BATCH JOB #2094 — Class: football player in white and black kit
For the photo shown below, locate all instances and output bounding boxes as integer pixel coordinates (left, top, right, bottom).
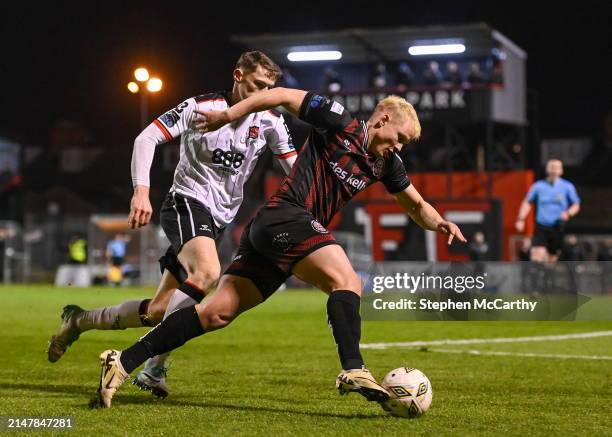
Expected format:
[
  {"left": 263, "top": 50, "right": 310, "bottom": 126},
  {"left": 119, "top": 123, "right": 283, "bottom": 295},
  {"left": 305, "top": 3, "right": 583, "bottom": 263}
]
[{"left": 47, "top": 51, "right": 297, "bottom": 397}]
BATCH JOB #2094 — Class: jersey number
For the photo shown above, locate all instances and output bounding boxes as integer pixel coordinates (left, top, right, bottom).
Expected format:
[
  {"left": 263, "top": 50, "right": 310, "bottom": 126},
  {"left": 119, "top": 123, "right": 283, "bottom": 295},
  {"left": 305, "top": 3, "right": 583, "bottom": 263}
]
[{"left": 212, "top": 149, "right": 244, "bottom": 169}]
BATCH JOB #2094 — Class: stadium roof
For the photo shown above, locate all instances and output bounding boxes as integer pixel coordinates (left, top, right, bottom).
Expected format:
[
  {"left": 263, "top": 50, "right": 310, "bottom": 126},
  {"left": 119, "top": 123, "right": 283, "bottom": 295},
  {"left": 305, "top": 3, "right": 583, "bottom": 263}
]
[{"left": 232, "top": 22, "right": 526, "bottom": 64}]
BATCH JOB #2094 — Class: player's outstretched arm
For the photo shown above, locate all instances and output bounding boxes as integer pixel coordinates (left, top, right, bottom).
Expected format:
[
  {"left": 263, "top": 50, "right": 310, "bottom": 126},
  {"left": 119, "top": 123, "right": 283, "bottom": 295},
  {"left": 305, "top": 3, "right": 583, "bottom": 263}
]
[
  {"left": 395, "top": 185, "right": 467, "bottom": 245},
  {"left": 194, "top": 88, "right": 308, "bottom": 132}
]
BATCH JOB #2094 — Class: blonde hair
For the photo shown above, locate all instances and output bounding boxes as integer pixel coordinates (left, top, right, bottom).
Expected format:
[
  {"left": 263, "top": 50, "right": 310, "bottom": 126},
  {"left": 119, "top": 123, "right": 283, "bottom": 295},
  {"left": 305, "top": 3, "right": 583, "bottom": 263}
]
[{"left": 373, "top": 95, "right": 421, "bottom": 140}]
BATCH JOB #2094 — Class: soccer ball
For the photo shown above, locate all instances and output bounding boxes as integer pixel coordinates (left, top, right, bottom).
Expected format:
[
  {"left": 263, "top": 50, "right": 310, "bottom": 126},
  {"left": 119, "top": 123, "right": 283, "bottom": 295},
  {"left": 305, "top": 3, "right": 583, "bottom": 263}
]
[{"left": 380, "top": 367, "right": 433, "bottom": 418}]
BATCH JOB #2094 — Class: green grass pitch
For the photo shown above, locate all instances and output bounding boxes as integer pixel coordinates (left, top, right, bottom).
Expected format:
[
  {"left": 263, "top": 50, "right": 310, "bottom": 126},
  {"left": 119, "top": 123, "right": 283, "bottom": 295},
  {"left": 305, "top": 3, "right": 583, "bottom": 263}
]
[{"left": 0, "top": 285, "right": 611, "bottom": 436}]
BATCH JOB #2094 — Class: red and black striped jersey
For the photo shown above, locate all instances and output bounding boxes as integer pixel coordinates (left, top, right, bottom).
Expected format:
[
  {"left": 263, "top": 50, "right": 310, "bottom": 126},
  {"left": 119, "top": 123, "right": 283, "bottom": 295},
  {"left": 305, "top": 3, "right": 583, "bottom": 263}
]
[{"left": 267, "top": 92, "right": 411, "bottom": 227}]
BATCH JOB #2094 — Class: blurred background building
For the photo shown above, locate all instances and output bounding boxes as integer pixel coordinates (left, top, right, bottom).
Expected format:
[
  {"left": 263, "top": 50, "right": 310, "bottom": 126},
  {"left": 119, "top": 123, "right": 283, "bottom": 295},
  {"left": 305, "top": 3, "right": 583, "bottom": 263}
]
[{"left": 1, "top": 4, "right": 610, "bottom": 285}]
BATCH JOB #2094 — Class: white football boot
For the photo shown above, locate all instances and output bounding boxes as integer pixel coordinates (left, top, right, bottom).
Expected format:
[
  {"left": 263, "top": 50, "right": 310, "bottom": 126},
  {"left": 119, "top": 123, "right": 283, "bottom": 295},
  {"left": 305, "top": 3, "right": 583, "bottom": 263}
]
[
  {"left": 96, "top": 350, "right": 129, "bottom": 408},
  {"left": 133, "top": 364, "right": 169, "bottom": 398},
  {"left": 336, "top": 367, "right": 390, "bottom": 403}
]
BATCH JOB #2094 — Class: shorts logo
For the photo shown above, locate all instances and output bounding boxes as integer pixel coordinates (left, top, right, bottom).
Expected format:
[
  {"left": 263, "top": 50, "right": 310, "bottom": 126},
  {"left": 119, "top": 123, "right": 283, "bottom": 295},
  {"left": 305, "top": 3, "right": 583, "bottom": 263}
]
[
  {"left": 248, "top": 126, "right": 260, "bottom": 140},
  {"left": 233, "top": 254, "right": 243, "bottom": 262},
  {"left": 272, "top": 232, "right": 292, "bottom": 251},
  {"left": 372, "top": 157, "right": 385, "bottom": 177},
  {"left": 199, "top": 224, "right": 211, "bottom": 232},
  {"left": 311, "top": 220, "right": 328, "bottom": 234}
]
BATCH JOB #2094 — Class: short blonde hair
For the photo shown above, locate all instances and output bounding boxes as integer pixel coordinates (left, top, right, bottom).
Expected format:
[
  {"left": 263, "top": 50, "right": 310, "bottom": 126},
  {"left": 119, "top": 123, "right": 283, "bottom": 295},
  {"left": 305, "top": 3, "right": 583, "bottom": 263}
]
[{"left": 373, "top": 95, "right": 421, "bottom": 140}]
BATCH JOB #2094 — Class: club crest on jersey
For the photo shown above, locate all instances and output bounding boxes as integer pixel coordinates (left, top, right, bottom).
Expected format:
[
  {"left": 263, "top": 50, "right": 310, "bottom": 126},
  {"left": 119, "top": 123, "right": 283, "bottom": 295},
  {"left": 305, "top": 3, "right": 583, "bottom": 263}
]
[
  {"left": 310, "top": 220, "right": 328, "bottom": 234},
  {"left": 248, "top": 126, "right": 260, "bottom": 140},
  {"left": 373, "top": 157, "right": 385, "bottom": 177}
]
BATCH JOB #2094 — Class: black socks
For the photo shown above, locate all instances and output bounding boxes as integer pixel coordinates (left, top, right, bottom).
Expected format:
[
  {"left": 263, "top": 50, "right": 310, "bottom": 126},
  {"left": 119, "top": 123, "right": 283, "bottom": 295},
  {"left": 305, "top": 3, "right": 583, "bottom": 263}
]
[
  {"left": 120, "top": 306, "right": 205, "bottom": 374},
  {"left": 179, "top": 281, "right": 207, "bottom": 303},
  {"left": 326, "top": 290, "right": 364, "bottom": 370}
]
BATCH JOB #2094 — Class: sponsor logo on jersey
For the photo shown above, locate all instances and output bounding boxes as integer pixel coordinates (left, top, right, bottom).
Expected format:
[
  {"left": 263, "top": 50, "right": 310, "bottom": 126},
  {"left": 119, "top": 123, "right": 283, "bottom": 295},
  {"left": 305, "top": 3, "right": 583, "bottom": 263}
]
[
  {"left": 372, "top": 157, "right": 385, "bottom": 177},
  {"left": 310, "top": 220, "right": 328, "bottom": 234},
  {"left": 160, "top": 110, "right": 180, "bottom": 128},
  {"left": 329, "top": 161, "right": 367, "bottom": 192},
  {"left": 272, "top": 232, "right": 292, "bottom": 251}
]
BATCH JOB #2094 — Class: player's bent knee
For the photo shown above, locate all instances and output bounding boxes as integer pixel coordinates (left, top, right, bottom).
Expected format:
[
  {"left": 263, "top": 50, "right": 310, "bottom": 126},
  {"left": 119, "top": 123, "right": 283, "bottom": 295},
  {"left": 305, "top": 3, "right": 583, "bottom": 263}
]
[
  {"left": 198, "top": 308, "right": 236, "bottom": 331},
  {"left": 210, "top": 312, "right": 236, "bottom": 330},
  {"left": 330, "top": 273, "right": 363, "bottom": 296}
]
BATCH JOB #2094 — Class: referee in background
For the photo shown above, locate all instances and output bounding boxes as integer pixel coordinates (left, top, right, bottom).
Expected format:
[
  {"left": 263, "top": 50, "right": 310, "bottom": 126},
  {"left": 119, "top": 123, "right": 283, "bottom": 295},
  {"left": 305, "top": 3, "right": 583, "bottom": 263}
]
[{"left": 515, "top": 159, "right": 581, "bottom": 263}]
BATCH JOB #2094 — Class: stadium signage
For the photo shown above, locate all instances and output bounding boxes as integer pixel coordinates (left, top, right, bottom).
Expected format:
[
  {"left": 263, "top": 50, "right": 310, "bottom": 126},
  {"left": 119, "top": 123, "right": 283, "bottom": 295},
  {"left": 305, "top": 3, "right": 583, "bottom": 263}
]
[
  {"left": 330, "top": 89, "right": 490, "bottom": 122},
  {"left": 331, "top": 90, "right": 465, "bottom": 112}
]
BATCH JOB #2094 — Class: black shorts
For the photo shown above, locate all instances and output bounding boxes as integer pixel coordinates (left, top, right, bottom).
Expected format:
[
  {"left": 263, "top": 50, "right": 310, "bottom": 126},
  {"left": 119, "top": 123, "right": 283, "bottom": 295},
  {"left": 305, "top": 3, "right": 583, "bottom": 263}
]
[
  {"left": 532, "top": 222, "right": 565, "bottom": 255},
  {"left": 158, "top": 192, "right": 224, "bottom": 283},
  {"left": 225, "top": 204, "right": 339, "bottom": 300}
]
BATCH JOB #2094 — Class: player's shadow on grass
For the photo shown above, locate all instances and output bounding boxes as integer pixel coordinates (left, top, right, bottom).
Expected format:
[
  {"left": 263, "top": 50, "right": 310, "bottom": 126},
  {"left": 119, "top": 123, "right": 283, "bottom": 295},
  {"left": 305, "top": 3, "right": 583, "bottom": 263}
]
[
  {"left": 0, "top": 382, "right": 91, "bottom": 396},
  {"left": 1, "top": 382, "right": 384, "bottom": 419},
  {"left": 118, "top": 397, "right": 384, "bottom": 419}
]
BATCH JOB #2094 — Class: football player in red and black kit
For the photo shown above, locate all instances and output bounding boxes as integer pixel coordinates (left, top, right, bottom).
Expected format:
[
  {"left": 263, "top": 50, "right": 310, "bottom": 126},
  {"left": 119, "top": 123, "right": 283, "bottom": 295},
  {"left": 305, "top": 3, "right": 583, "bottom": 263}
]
[{"left": 93, "top": 88, "right": 467, "bottom": 409}]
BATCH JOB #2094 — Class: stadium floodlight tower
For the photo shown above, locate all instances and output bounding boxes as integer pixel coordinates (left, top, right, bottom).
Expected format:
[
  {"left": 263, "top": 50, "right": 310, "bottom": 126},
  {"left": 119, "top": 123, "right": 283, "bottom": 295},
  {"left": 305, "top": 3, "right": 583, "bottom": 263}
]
[
  {"left": 233, "top": 23, "right": 528, "bottom": 179},
  {"left": 127, "top": 67, "right": 163, "bottom": 128}
]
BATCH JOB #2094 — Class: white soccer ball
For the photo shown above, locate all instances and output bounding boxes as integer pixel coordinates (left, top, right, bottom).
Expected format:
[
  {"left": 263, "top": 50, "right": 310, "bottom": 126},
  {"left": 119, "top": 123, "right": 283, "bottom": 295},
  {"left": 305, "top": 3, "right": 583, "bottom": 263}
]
[{"left": 380, "top": 367, "right": 433, "bottom": 418}]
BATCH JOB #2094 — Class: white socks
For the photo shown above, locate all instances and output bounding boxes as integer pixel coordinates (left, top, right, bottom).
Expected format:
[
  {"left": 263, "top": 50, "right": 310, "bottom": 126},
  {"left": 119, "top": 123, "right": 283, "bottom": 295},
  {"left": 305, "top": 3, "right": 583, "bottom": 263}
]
[{"left": 75, "top": 300, "right": 145, "bottom": 331}]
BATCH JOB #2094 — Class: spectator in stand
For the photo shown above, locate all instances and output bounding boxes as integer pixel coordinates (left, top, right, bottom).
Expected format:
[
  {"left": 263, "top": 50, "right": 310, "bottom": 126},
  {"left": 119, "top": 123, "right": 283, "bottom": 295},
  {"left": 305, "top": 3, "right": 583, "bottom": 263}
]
[
  {"left": 598, "top": 238, "right": 612, "bottom": 293},
  {"left": 518, "top": 237, "right": 532, "bottom": 261},
  {"left": 444, "top": 61, "right": 463, "bottom": 86},
  {"left": 467, "top": 62, "right": 485, "bottom": 84},
  {"left": 489, "top": 63, "right": 504, "bottom": 85},
  {"left": 106, "top": 233, "right": 131, "bottom": 285},
  {"left": 371, "top": 63, "right": 389, "bottom": 89},
  {"left": 395, "top": 62, "right": 415, "bottom": 91},
  {"left": 68, "top": 235, "right": 87, "bottom": 264},
  {"left": 597, "top": 238, "right": 612, "bottom": 261},
  {"left": 423, "top": 61, "right": 442, "bottom": 86},
  {"left": 469, "top": 231, "right": 489, "bottom": 279},
  {"left": 560, "top": 234, "right": 585, "bottom": 261},
  {"left": 323, "top": 67, "right": 343, "bottom": 93},
  {"left": 468, "top": 231, "right": 489, "bottom": 261}
]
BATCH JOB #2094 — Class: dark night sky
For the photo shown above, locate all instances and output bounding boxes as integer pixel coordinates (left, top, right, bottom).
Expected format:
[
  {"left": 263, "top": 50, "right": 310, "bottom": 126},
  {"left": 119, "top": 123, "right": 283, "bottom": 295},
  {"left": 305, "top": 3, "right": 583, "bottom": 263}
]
[{"left": 2, "top": 1, "right": 610, "bottom": 148}]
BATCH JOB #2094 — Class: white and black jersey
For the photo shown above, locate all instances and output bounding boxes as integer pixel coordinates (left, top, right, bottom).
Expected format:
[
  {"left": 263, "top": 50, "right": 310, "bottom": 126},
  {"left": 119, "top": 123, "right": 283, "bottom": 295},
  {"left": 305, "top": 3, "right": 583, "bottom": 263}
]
[{"left": 132, "top": 90, "right": 297, "bottom": 228}]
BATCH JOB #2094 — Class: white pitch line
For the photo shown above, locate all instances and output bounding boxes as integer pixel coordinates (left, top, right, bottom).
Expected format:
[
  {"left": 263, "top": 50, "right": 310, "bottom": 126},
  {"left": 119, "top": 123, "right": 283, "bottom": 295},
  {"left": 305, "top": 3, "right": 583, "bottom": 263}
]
[
  {"left": 361, "top": 330, "right": 612, "bottom": 349},
  {"left": 429, "top": 348, "right": 612, "bottom": 361}
]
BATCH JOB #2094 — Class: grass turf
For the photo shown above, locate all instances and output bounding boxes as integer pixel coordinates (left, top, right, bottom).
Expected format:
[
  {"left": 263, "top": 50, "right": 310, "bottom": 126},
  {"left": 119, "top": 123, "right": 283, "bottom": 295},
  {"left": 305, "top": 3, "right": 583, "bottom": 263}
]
[{"left": 0, "top": 285, "right": 611, "bottom": 436}]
